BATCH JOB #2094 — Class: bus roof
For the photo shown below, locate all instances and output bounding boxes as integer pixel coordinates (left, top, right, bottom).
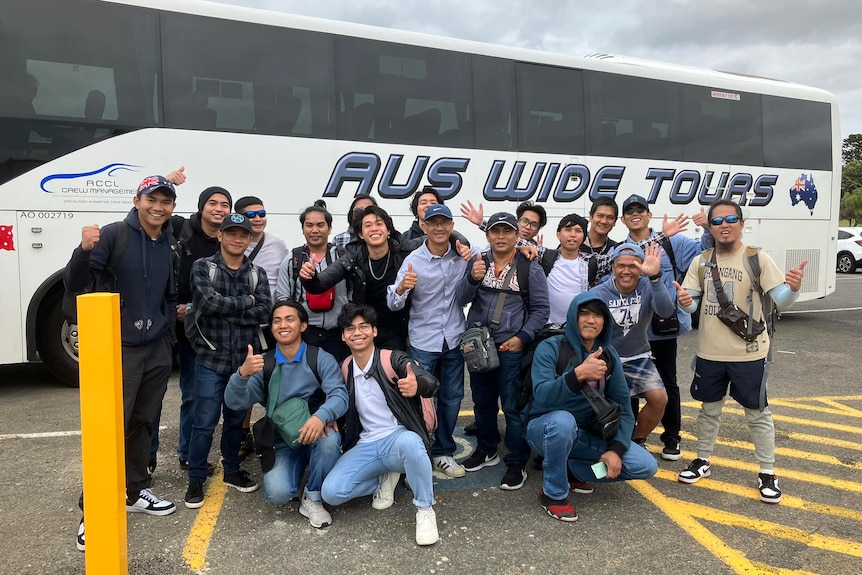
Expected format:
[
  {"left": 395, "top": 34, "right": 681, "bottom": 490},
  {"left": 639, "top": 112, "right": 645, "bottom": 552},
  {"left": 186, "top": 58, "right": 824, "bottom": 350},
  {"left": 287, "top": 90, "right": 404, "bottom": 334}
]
[{"left": 105, "top": 0, "right": 835, "bottom": 104}]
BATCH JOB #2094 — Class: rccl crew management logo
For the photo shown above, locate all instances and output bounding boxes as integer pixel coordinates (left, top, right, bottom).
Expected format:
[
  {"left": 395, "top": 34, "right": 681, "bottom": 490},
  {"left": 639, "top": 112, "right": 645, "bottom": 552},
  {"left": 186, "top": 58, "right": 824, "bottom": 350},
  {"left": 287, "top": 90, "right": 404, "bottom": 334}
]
[{"left": 40, "top": 163, "right": 140, "bottom": 196}]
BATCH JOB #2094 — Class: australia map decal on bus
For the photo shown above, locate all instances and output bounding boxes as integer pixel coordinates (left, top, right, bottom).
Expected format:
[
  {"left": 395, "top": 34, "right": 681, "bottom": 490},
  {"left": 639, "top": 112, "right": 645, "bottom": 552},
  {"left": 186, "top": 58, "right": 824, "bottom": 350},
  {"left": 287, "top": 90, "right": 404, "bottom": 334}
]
[
  {"left": 789, "top": 173, "right": 817, "bottom": 215},
  {"left": 40, "top": 163, "right": 141, "bottom": 195}
]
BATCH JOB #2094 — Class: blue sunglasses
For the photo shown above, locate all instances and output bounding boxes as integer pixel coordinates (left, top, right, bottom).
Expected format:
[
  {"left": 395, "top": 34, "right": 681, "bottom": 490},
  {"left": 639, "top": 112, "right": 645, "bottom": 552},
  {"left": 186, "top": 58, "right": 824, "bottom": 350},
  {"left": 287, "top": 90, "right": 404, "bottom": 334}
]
[
  {"left": 710, "top": 214, "right": 740, "bottom": 226},
  {"left": 245, "top": 209, "right": 267, "bottom": 219}
]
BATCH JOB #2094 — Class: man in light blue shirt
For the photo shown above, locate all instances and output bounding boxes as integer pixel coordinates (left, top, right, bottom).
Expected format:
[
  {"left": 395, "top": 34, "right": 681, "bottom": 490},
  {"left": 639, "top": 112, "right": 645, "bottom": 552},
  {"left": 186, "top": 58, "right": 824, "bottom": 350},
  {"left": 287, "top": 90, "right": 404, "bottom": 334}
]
[{"left": 387, "top": 204, "right": 473, "bottom": 479}]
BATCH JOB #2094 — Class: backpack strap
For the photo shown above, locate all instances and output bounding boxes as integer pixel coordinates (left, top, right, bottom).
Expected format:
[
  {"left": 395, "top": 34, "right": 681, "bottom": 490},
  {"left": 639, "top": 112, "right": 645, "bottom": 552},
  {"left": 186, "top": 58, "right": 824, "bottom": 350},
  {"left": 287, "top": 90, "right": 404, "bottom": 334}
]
[
  {"left": 248, "top": 233, "right": 266, "bottom": 262},
  {"left": 306, "top": 344, "right": 321, "bottom": 385},
  {"left": 107, "top": 223, "right": 129, "bottom": 272},
  {"left": 657, "top": 236, "right": 680, "bottom": 282},
  {"left": 516, "top": 253, "right": 531, "bottom": 305},
  {"left": 555, "top": 337, "right": 574, "bottom": 376},
  {"left": 538, "top": 249, "right": 557, "bottom": 277},
  {"left": 261, "top": 349, "right": 277, "bottom": 408},
  {"left": 378, "top": 348, "right": 398, "bottom": 383}
]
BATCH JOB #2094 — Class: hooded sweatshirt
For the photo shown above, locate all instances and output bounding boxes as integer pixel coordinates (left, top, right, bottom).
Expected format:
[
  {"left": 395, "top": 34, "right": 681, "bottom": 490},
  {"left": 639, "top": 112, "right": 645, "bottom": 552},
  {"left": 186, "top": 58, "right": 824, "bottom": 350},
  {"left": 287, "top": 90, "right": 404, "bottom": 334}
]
[
  {"left": 64, "top": 208, "right": 177, "bottom": 347},
  {"left": 528, "top": 292, "right": 635, "bottom": 456}
]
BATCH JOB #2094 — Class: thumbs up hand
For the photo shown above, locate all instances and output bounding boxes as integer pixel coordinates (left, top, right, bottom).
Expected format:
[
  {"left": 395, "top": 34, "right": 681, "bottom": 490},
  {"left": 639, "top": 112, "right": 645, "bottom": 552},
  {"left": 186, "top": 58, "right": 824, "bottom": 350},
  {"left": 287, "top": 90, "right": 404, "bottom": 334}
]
[
  {"left": 785, "top": 259, "right": 808, "bottom": 292},
  {"left": 397, "top": 361, "right": 419, "bottom": 397},
  {"left": 692, "top": 206, "right": 708, "bottom": 228},
  {"left": 456, "top": 240, "right": 472, "bottom": 261},
  {"left": 575, "top": 346, "right": 607, "bottom": 382},
  {"left": 398, "top": 262, "right": 418, "bottom": 295},
  {"left": 238, "top": 344, "right": 264, "bottom": 378}
]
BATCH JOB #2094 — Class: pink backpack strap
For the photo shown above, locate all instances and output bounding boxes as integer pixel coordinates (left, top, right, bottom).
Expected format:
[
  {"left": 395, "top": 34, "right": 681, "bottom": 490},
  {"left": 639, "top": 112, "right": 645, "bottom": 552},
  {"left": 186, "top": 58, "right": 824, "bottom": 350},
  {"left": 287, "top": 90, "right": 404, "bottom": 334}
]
[{"left": 381, "top": 349, "right": 438, "bottom": 435}]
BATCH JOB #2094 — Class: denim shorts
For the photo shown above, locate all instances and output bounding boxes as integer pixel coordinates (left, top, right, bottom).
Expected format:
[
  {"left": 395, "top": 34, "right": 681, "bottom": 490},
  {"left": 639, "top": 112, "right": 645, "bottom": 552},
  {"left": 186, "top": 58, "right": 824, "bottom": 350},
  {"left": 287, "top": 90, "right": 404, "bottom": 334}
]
[{"left": 622, "top": 357, "right": 665, "bottom": 397}]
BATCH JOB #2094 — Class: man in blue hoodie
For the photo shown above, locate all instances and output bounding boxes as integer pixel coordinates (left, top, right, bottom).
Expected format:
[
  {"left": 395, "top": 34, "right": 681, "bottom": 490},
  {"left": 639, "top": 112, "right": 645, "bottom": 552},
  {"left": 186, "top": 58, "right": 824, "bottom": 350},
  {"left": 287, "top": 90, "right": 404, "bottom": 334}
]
[
  {"left": 527, "top": 293, "right": 657, "bottom": 521},
  {"left": 64, "top": 175, "right": 180, "bottom": 551}
]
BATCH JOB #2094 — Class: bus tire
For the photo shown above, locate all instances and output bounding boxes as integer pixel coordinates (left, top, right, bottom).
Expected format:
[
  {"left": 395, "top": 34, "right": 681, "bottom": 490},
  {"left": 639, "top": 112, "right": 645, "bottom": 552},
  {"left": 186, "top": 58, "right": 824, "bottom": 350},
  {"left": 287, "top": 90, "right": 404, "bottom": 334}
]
[{"left": 36, "top": 289, "right": 80, "bottom": 388}]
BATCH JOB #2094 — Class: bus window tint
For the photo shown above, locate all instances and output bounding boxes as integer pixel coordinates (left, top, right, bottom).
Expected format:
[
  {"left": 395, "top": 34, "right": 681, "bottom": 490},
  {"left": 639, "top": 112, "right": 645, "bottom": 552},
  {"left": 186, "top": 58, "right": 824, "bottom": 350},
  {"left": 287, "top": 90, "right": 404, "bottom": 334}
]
[
  {"left": 516, "top": 64, "right": 585, "bottom": 155},
  {"left": 472, "top": 56, "right": 517, "bottom": 152},
  {"left": 584, "top": 72, "right": 682, "bottom": 161},
  {"left": 763, "top": 96, "right": 832, "bottom": 170},
  {"left": 335, "top": 38, "right": 473, "bottom": 147},
  {"left": 683, "top": 86, "right": 763, "bottom": 166},
  {"left": 160, "top": 13, "right": 335, "bottom": 138}
]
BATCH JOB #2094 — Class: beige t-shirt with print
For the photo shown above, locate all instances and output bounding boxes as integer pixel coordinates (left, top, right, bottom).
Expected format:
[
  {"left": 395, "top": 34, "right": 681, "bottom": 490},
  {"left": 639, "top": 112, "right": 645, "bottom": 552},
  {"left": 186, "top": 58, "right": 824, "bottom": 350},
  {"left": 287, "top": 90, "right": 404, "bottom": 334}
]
[{"left": 682, "top": 245, "right": 785, "bottom": 362}]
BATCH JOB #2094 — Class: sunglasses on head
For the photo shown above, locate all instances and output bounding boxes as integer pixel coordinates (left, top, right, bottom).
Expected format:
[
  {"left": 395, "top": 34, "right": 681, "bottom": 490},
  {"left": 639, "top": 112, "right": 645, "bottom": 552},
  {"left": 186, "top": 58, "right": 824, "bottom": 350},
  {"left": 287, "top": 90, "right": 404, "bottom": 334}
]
[
  {"left": 245, "top": 209, "right": 267, "bottom": 219},
  {"left": 709, "top": 214, "right": 740, "bottom": 226},
  {"left": 624, "top": 206, "right": 646, "bottom": 216}
]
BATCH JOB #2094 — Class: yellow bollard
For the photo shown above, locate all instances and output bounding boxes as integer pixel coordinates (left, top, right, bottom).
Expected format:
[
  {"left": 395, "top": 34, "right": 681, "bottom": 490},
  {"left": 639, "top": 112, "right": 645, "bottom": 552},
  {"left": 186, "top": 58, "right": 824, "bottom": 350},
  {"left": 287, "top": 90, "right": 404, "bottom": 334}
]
[{"left": 77, "top": 293, "right": 128, "bottom": 574}]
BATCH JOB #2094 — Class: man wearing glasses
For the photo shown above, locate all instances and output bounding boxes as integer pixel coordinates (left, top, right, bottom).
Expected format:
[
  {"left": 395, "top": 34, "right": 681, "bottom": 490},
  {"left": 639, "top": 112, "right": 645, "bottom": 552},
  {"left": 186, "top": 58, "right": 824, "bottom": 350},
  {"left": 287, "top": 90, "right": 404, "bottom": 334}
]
[
  {"left": 234, "top": 196, "right": 288, "bottom": 300},
  {"left": 675, "top": 200, "right": 807, "bottom": 504},
  {"left": 387, "top": 204, "right": 474, "bottom": 480}
]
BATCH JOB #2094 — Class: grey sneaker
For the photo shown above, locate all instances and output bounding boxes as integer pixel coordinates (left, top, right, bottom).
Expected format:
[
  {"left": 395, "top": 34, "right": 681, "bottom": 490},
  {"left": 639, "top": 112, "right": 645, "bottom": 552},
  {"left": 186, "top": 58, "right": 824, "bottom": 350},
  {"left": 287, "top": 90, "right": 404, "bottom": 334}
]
[
  {"left": 299, "top": 495, "right": 332, "bottom": 528},
  {"left": 372, "top": 471, "right": 400, "bottom": 510}
]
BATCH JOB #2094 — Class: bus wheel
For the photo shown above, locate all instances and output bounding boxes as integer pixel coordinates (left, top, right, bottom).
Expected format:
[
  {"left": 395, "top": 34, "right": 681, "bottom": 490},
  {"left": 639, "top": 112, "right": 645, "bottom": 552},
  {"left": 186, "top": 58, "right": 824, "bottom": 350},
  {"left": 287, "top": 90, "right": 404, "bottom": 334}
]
[{"left": 36, "top": 290, "right": 80, "bottom": 388}]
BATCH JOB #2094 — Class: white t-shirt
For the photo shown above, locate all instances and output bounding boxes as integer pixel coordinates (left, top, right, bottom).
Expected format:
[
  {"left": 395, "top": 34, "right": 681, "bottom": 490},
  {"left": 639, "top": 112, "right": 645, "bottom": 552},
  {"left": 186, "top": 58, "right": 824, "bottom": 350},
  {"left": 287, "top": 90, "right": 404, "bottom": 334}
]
[
  {"left": 245, "top": 232, "right": 288, "bottom": 298},
  {"left": 546, "top": 256, "right": 587, "bottom": 324},
  {"left": 352, "top": 356, "right": 402, "bottom": 443},
  {"left": 682, "top": 245, "right": 785, "bottom": 362}
]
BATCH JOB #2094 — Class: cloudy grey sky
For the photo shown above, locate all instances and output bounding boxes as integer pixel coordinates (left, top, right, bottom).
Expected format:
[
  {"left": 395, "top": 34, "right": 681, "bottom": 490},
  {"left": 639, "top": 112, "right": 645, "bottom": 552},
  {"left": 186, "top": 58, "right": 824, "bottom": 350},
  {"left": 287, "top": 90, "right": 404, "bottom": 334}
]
[{"left": 212, "top": 0, "right": 862, "bottom": 138}]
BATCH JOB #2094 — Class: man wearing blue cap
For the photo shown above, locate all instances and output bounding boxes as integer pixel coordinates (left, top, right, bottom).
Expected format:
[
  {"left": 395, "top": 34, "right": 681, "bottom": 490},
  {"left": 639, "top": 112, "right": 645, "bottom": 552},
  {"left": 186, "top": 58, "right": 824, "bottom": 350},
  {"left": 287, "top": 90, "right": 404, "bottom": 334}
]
[
  {"left": 588, "top": 242, "right": 674, "bottom": 451},
  {"left": 64, "top": 174, "right": 181, "bottom": 551},
  {"left": 387, "top": 203, "right": 474, "bottom": 479}
]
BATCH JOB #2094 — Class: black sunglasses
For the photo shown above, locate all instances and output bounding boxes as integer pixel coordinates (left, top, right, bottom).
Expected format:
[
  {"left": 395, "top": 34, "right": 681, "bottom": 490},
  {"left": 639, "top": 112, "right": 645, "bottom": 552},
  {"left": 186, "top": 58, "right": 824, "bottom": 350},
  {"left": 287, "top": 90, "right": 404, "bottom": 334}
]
[
  {"left": 624, "top": 206, "right": 646, "bottom": 216},
  {"left": 245, "top": 209, "right": 267, "bottom": 219}
]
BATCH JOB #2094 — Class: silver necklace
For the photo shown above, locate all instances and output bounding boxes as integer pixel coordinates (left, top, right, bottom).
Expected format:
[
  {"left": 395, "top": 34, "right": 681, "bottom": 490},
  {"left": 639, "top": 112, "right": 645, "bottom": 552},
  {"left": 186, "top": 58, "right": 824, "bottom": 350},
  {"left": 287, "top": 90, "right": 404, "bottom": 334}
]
[{"left": 368, "top": 250, "right": 391, "bottom": 280}]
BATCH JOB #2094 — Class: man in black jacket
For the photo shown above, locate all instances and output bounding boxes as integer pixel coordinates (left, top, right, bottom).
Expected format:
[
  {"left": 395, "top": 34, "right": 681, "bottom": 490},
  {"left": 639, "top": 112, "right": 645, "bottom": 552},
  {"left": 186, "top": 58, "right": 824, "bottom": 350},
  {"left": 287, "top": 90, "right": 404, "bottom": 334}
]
[
  {"left": 64, "top": 175, "right": 180, "bottom": 552},
  {"left": 321, "top": 304, "right": 441, "bottom": 546}
]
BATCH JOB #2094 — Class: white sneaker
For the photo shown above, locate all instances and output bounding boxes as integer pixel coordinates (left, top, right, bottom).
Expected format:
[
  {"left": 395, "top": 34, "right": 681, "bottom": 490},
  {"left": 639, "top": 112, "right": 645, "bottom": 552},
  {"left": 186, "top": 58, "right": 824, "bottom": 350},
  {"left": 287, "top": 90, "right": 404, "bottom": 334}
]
[
  {"left": 433, "top": 455, "right": 466, "bottom": 478},
  {"left": 76, "top": 518, "right": 85, "bottom": 552},
  {"left": 415, "top": 508, "right": 439, "bottom": 546},
  {"left": 126, "top": 488, "right": 177, "bottom": 516},
  {"left": 299, "top": 495, "right": 332, "bottom": 529},
  {"left": 372, "top": 471, "right": 400, "bottom": 510}
]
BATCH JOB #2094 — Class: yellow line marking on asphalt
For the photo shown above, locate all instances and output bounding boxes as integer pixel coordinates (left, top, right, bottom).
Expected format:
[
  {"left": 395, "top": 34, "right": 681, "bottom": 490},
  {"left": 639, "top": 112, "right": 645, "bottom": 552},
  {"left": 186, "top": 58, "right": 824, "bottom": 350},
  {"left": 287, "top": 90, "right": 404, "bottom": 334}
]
[
  {"left": 652, "top": 468, "right": 862, "bottom": 522},
  {"left": 680, "top": 402, "right": 862, "bottom": 435},
  {"left": 182, "top": 465, "right": 226, "bottom": 573},
  {"left": 674, "top": 431, "right": 862, "bottom": 470},
  {"left": 783, "top": 431, "right": 862, "bottom": 452},
  {"left": 816, "top": 399, "right": 862, "bottom": 416},
  {"left": 767, "top": 399, "right": 862, "bottom": 418}
]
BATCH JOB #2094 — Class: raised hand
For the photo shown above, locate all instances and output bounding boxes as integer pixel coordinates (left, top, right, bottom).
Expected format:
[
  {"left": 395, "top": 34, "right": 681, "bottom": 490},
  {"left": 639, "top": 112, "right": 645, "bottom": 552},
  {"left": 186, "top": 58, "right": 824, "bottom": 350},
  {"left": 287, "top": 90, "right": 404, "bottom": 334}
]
[
  {"left": 397, "top": 362, "right": 418, "bottom": 397},
  {"left": 673, "top": 281, "right": 693, "bottom": 308},
  {"left": 238, "top": 344, "right": 264, "bottom": 378},
  {"left": 166, "top": 166, "right": 186, "bottom": 186},
  {"left": 455, "top": 240, "right": 472, "bottom": 262},
  {"left": 536, "top": 234, "right": 544, "bottom": 247},
  {"left": 471, "top": 256, "right": 487, "bottom": 280},
  {"left": 691, "top": 206, "right": 708, "bottom": 228},
  {"left": 81, "top": 225, "right": 100, "bottom": 251},
  {"left": 662, "top": 213, "right": 689, "bottom": 238},
  {"left": 398, "top": 262, "right": 418, "bottom": 295},
  {"left": 576, "top": 347, "right": 607, "bottom": 381},
  {"left": 636, "top": 242, "right": 663, "bottom": 277},
  {"left": 785, "top": 260, "right": 808, "bottom": 292},
  {"left": 460, "top": 200, "right": 484, "bottom": 227},
  {"left": 299, "top": 260, "right": 316, "bottom": 280}
]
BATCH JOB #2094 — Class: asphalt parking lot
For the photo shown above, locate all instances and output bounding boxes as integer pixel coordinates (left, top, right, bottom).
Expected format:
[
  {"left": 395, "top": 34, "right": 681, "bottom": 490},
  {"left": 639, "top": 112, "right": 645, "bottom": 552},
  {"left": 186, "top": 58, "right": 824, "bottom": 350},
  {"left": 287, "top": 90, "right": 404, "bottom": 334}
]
[{"left": 1, "top": 275, "right": 860, "bottom": 575}]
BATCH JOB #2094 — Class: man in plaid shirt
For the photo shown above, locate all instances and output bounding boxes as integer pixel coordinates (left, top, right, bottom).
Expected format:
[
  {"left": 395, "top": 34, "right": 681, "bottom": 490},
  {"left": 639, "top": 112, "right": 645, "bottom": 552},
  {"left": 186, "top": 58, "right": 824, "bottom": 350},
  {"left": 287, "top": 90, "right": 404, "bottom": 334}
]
[{"left": 184, "top": 213, "right": 272, "bottom": 509}]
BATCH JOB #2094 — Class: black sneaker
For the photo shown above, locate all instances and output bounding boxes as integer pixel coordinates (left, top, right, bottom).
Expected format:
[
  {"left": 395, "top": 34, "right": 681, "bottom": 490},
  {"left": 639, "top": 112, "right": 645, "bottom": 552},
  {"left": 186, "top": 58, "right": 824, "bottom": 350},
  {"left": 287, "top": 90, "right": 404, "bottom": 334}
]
[
  {"left": 76, "top": 517, "right": 85, "bottom": 552},
  {"left": 184, "top": 480, "right": 205, "bottom": 509},
  {"left": 758, "top": 473, "right": 782, "bottom": 504},
  {"left": 463, "top": 420, "right": 477, "bottom": 436},
  {"left": 678, "top": 458, "right": 711, "bottom": 484},
  {"left": 500, "top": 465, "right": 527, "bottom": 491},
  {"left": 179, "top": 458, "right": 216, "bottom": 476},
  {"left": 532, "top": 455, "right": 544, "bottom": 470},
  {"left": 461, "top": 450, "right": 500, "bottom": 472},
  {"left": 224, "top": 469, "right": 259, "bottom": 493},
  {"left": 238, "top": 430, "right": 254, "bottom": 462},
  {"left": 661, "top": 437, "right": 681, "bottom": 461}
]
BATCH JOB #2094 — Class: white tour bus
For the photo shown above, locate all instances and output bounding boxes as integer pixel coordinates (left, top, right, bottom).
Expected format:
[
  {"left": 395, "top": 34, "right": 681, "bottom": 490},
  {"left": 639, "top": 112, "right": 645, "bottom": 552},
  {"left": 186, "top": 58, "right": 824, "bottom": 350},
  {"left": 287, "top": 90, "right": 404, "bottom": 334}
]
[{"left": 0, "top": 0, "right": 840, "bottom": 386}]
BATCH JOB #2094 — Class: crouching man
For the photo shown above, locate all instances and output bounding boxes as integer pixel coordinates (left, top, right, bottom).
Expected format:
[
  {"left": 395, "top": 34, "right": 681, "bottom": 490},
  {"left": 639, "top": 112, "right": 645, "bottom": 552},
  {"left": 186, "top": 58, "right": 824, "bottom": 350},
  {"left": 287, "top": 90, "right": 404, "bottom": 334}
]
[
  {"left": 225, "top": 300, "right": 348, "bottom": 528},
  {"left": 526, "top": 293, "right": 657, "bottom": 522},
  {"left": 321, "top": 304, "right": 441, "bottom": 546}
]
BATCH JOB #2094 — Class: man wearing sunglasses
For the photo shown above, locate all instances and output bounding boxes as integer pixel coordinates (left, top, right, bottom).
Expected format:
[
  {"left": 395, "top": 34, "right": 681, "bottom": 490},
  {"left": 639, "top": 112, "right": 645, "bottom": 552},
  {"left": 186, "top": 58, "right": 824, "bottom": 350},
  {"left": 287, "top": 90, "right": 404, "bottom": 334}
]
[
  {"left": 619, "top": 194, "right": 712, "bottom": 461},
  {"left": 234, "top": 196, "right": 288, "bottom": 300},
  {"left": 675, "top": 200, "right": 807, "bottom": 504}
]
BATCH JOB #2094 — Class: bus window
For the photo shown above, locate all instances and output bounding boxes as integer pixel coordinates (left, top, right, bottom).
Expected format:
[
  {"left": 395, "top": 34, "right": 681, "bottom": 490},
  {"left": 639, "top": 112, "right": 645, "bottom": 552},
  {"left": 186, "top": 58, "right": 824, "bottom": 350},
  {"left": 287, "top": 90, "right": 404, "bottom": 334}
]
[
  {"left": 584, "top": 72, "right": 682, "bottom": 161},
  {"left": 335, "top": 37, "right": 473, "bottom": 147},
  {"left": 516, "top": 63, "right": 584, "bottom": 155},
  {"left": 763, "top": 96, "right": 831, "bottom": 170},
  {"left": 161, "top": 13, "right": 335, "bottom": 138},
  {"left": 472, "top": 56, "right": 516, "bottom": 152},
  {"left": 683, "top": 86, "right": 763, "bottom": 166}
]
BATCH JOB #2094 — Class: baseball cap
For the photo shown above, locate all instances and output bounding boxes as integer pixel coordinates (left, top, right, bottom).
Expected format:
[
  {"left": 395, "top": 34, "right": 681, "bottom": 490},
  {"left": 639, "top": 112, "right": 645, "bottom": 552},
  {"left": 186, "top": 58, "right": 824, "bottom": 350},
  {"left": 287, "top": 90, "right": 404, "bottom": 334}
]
[
  {"left": 486, "top": 212, "right": 518, "bottom": 231},
  {"left": 219, "top": 213, "right": 253, "bottom": 234},
  {"left": 423, "top": 204, "right": 452, "bottom": 221},
  {"left": 622, "top": 194, "right": 649, "bottom": 213},
  {"left": 611, "top": 242, "right": 646, "bottom": 262},
  {"left": 136, "top": 175, "right": 176, "bottom": 198},
  {"left": 557, "top": 213, "right": 588, "bottom": 235}
]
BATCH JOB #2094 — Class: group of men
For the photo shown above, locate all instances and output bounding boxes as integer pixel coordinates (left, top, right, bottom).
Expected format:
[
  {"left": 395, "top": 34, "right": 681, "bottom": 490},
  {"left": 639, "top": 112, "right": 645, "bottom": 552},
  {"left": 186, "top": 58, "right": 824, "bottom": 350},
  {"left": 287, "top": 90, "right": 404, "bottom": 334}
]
[{"left": 65, "top": 169, "right": 807, "bottom": 550}]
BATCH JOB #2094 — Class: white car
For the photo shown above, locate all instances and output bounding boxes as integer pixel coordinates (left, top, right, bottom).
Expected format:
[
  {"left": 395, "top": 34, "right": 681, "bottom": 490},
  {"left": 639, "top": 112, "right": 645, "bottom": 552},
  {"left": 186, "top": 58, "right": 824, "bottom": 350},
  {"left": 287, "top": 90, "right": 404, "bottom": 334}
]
[{"left": 837, "top": 227, "right": 862, "bottom": 273}]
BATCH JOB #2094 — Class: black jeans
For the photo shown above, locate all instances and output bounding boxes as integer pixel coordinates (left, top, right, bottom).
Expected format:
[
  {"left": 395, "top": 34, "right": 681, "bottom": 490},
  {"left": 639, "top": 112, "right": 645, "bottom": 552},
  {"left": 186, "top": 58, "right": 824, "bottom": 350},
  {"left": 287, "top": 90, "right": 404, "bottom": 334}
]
[{"left": 649, "top": 337, "right": 681, "bottom": 441}]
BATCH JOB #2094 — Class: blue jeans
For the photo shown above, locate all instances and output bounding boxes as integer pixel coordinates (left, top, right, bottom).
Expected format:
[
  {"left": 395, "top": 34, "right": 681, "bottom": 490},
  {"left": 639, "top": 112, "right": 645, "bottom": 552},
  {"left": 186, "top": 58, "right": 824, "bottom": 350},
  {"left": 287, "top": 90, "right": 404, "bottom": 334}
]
[
  {"left": 526, "top": 410, "right": 658, "bottom": 500},
  {"left": 264, "top": 432, "right": 341, "bottom": 505},
  {"left": 188, "top": 359, "right": 246, "bottom": 482},
  {"left": 468, "top": 349, "right": 530, "bottom": 467},
  {"left": 410, "top": 345, "right": 464, "bottom": 458},
  {"left": 321, "top": 428, "right": 434, "bottom": 508}
]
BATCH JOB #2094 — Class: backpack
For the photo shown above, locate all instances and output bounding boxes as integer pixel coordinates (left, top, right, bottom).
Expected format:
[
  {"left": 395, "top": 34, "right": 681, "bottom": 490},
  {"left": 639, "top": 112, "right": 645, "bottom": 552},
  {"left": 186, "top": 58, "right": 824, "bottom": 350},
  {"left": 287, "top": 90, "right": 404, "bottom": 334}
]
[
  {"left": 700, "top": 246, "right": 776, "bottom": 340},
  {"left": 291, "top": 245, "right": 339, "bottom": 311},
  {"left": 340, "top": 349, "right": 438, "bottom": 435},
  {"left": 185, "top": 259, "right": 265, "bottom": 351},
  {"left": 261, "top": 344, "right": 326, "bottom": 413}
]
